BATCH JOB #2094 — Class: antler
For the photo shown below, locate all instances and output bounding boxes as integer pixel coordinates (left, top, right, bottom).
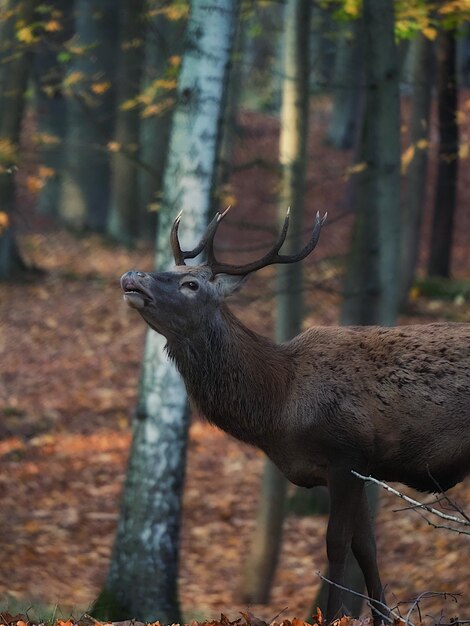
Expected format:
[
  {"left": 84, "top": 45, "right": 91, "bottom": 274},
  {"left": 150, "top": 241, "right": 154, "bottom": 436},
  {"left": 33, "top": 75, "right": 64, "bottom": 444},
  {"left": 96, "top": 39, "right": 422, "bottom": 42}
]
[
  {"left": 170, "top": 207, "right": 327, "bottom": 275},
  {"left": 170, "top": 208, "right": 230, "bottom": 265}
]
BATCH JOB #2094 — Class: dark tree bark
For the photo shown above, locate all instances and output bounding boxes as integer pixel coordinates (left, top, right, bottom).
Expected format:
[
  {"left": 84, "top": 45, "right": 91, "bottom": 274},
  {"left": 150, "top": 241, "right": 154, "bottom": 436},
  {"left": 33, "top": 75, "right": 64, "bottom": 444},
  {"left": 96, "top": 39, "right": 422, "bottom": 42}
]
[
  {"left": 326, "top": 18, "right": 363, "bottom": 150},
  {"left": 427, "top": 29, "right": 459, "bottom": 279},
  {"left": 59, "top": 0, "right": 118, "bottom": 232},
  {"left": 107, "top": 0, "right": 146, "bottom": 244},
  {"left": 32, "top": 0, "right": 73, "bottom": 217},
  {"left": 400, "top": 32, "right": 434, "bottom": 303},
  {"left": 342, "top": 0, "right": 401, "bottom": 327},
  {"left": 0, "top": 0, "right": 35, "bottom": 280}
]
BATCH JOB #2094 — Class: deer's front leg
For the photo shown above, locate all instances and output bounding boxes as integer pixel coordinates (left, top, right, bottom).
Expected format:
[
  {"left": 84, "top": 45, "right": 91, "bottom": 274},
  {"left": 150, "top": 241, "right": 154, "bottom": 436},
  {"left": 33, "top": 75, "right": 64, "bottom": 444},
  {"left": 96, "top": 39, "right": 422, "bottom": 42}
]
[{"left": 325, "top": 467, "right": 364, "bottom": 624}]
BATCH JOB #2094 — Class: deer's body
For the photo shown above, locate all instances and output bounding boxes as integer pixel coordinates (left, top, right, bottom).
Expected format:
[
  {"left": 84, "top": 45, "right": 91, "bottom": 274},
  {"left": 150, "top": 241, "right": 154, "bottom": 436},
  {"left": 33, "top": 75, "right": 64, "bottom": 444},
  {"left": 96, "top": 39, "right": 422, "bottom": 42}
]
[
  {"left": 121, "top": 211, "right": 470, "bottom": 625},
  {"left": 169, "top": 304, "right": 470, "bottom": 493}
]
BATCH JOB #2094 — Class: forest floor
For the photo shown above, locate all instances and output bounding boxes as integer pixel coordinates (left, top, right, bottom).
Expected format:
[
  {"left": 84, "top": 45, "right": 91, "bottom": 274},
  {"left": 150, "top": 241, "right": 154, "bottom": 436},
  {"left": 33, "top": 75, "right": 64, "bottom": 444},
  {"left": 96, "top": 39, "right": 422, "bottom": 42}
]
[{"left": 1, "top": 104, "right": 470, "bottom": 625}]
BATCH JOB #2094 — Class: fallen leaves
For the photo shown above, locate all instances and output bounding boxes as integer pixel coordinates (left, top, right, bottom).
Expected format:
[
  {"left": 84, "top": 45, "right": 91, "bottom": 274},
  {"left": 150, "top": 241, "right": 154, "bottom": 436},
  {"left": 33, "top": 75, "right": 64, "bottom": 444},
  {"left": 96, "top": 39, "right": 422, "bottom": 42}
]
[{"left": 0, "top": 615, "right": 373, "bottom": 626}]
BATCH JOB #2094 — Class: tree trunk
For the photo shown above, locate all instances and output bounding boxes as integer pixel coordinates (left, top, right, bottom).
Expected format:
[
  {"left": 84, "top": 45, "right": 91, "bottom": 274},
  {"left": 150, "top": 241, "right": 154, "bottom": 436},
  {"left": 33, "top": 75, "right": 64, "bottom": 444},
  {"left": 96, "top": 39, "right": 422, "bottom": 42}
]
[
  {"left": 107, "top": 0, "right": 145, "bottom": 244},
  {"left": 427, "top": 29, "right": 458, "bottom": 279},
  {"left": 238, "top": 0, "right": 311, "bottom": 605},
  {"left": 0, "top": 0, "right": 34, "bottom": 279},
  {"left": 59, "top": 0, "right": 118, "bottom": 232},
  {"left": 342, "top": 0, "right": 401, "bottom": 328},
  {"left": 95, "top": 1, "right": 240, "bottom": 622},
  {"left": 137, "top": 1, "right": 186, "bottom": 240},
  {"left": 400, "top": 32, "right": 433, "bottom": 303},
  {"left": 32, "top": 0, "right": 73, "bottom": 217},
  {"left": 318, "top": 0, "right": 401, "bottom": 617},
  {"left": 326, "top": 19, "right": 362, "bottom": 150}
]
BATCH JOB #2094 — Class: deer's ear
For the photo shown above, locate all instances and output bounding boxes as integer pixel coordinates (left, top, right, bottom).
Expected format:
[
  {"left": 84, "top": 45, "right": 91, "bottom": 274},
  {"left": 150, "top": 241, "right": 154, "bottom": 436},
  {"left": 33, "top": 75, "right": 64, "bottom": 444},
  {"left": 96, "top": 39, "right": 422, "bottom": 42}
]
[{"left": 212, "top": 273, "right": 248, "bottom": 298}]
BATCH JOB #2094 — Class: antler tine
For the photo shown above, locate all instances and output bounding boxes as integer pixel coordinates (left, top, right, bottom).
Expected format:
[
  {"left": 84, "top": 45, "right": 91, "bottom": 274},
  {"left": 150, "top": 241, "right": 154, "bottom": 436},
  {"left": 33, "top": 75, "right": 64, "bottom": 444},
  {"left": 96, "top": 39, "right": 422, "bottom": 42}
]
[
  {"left": 206, "top": 206, "right": 231, "bottom": 266},
  {"left": 208, "top": 209, "right": 327, "bottom": 276},
  {"left": 170, "top": 211, "right": 185, "bottom": 265},
  {"left": 275, "top": 210, "right": 327, "bottom": 264},
  {"left": 170, "top": 210, "right": 225, "bottom": 266}
]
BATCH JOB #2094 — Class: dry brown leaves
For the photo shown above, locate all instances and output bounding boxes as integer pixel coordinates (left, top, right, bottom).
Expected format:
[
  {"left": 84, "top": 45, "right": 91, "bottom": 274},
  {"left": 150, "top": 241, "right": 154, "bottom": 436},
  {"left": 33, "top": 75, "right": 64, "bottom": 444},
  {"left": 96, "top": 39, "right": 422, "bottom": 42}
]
[{"left": 0, "top": 611, "right": 375, "bottom": 626}]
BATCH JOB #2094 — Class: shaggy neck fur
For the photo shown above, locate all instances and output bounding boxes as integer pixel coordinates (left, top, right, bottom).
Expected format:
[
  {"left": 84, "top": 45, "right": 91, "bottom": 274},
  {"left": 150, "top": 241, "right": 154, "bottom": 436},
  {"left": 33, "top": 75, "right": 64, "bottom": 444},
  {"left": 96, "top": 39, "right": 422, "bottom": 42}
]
[{"left": 166, "top": 304, "right": 293, "bottom": 447}]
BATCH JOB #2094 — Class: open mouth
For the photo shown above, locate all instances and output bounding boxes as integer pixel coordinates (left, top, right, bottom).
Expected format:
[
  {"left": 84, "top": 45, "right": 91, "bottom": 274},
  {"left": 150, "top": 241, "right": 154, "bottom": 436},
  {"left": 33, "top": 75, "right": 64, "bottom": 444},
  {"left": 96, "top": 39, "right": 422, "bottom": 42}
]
[
  {"left": 121, "top": 273, "right": 153, "bottom": 310},
  {"left": 122, "top": 289, "right": 148, "bottom": 309}
]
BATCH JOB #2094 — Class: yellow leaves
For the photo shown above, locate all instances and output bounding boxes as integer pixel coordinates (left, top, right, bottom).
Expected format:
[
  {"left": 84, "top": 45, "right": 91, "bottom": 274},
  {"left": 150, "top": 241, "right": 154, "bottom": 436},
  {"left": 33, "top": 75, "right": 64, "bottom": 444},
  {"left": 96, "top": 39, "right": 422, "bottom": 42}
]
[
  {"left": 141, "top": 97, "right": 175, "bottom": 118},
  {"left": 146, "top": 202, "right": 161, "bottom": 213},
  {"left": 26, "top": 167, "right": 55, "bottom": 194},
  {"left": 16, "top": 25, "right": 36, "bottom": 44},
  {"left": 34, "top": 132, "right": 60, "bottom": 146},
  {"left": 422, "top": 25, "right": 438, "bottom": 40},
  {"left": 26, "top": 176, "right": 43, "bottom": 194},
  {"left": 438, "top": 0, "right": 470, "bottom": 16},
  {"left": 44, "top": 19, "right": 62, "bottom": 32},
  {"left": 459, "top": 142, "right": 469, "bottom": 159},
  {"left": 0, "top": 138, "right": 17, "bottom": 164},
  {"left": 169, "top": 55, "right": 182, "bottom": 68},
  {"left": 120, "top": 97, "right": 139, "bottom": 112},
  {"left": 39, "top": 166, "right": 55, "bottom": 179},
  {"left": 63, "top": 71, "right": 85, "bottom": 89},
  {"left": 91, "top": 81, "right": 111, "bottom": 95},
  {"left": 342, "top": 0, "right": 360, "bottom": 18},
  {"left": 401, "top": 145, "right": 415, "bottom": 173},
  {"left": 401, "top": 140, "right": 429, "bottom": 174},
  {"left": 107, "top": 141, "right": 121, "bottom": 153},
  {"left": 343, "top": 161, "right": 366, "bottom": 180},
  {"left": 158, "top": 3, "right": 190, "bottom": 21},
  {"left": 0, "top": 211, "right": 9, "bottom": 234},
  {"left": 121, "top": 37, "right": 144, "bottom": 51},
  {"left": 155, "top": 78, "right": 177, "bottom": 91}
]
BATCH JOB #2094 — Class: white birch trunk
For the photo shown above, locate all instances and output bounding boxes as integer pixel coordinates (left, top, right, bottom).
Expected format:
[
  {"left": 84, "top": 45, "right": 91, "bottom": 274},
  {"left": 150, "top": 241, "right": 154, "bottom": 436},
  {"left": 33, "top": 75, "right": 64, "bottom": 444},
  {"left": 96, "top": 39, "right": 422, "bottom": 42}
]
[{"left": 100, "top": 1, "right": 239, "bottom": 622}]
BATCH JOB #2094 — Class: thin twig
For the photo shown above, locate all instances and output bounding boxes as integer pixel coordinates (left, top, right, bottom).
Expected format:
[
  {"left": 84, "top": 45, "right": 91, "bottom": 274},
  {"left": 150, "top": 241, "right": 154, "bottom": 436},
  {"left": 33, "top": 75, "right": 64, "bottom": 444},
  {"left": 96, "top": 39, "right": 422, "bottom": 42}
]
[
  {"left": 404, "top": 591, "right": 460, "bottom": 626},
  {"left": 352, "top": 472, "right": 470, "bottom": 531},
  {"left": 315, "top": 572, "right": 398, "bottom": 625}
]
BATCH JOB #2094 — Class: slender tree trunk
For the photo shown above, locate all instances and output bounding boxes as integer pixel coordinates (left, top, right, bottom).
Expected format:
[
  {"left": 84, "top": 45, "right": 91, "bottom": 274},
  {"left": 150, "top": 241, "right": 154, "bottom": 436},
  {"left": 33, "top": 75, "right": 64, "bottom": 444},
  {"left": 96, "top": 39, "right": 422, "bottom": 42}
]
[
  {"left": 238, "top": 0, "right": 311, "bottom": 605},
  {"left": 326, "top": 19, "right": 362, "bottom": 150},
  {"left": 342, "top": 0, "right": 401, "bottom": 327},
  {"left": 32, "top": 0, "right": 72, "bottom": 217},
  {"left": 213, "top": 8, "right": 245, "bottom": 210},
  {"left": 400, "top": 32, "right": 433, "bottom": 303},
  {"left": 107, "top": 0, "right": 145, "bottom": 244},
  {"left": 318, "top": 0, "right": 401, "bottom": 617},
  {"left": 137, "top": 1, "right": 186, "bottom": 240},
  {"left": 59, "top": 0, "right": 118, "bottom": 231},
  {"left": 427, "top": 29, "right": 459, "bottom": 278},
  {"left": 0, "top": 0, "right": 34, "bottom": 279},
  {"left": 95, "top": 1, "right": 240, "bottom": 622}
]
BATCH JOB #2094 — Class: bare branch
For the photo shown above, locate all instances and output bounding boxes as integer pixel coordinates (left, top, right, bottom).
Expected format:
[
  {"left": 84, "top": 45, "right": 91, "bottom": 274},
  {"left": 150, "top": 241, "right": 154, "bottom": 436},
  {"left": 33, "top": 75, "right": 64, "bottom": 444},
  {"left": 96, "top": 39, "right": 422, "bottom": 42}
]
[
  {"left": 401, "top": 591, "right": 461, "bottom": 626},
  {"left": 352, "top": 472, "right": 470, "bottom": 534},
  {"left": 315, "top": 571, "right": 398, "bottom": 625}
]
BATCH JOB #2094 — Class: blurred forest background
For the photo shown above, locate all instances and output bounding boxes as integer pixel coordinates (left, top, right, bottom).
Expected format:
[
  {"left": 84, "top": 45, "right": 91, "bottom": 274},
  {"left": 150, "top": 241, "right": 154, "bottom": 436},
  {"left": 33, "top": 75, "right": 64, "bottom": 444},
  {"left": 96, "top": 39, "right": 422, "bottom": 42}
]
[{"left": 1, "top": 0, "right": 470, "bottom": 624}]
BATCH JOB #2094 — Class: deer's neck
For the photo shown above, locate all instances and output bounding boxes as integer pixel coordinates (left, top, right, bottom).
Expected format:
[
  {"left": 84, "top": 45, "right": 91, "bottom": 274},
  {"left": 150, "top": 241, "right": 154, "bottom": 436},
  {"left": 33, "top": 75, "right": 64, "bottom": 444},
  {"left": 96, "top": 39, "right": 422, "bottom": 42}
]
[{"left": 166, "top": 304, "right": 293, "bottom": 446}]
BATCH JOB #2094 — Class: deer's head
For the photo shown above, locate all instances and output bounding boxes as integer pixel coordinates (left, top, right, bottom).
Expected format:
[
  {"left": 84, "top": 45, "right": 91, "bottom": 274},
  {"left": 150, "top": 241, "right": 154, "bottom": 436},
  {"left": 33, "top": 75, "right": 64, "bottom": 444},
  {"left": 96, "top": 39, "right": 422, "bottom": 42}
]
[{"left": 121, "top": 208, "right": 326, "bottom": 340}]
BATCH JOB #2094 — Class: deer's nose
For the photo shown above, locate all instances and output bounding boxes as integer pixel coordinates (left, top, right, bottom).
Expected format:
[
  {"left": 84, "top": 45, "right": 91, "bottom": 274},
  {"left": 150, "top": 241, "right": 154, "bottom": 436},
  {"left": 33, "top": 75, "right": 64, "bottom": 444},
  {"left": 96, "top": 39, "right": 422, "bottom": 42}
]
[{"left": 120, "top": 270, "right": 147, "bottom": 290}]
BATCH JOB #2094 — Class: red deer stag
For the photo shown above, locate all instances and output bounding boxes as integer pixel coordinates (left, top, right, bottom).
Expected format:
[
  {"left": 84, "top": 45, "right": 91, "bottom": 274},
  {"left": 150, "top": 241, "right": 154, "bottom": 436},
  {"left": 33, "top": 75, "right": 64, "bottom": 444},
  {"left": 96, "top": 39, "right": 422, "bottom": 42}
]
[{"left": 121, "top": 210, "right": 470, "bottom": 625}]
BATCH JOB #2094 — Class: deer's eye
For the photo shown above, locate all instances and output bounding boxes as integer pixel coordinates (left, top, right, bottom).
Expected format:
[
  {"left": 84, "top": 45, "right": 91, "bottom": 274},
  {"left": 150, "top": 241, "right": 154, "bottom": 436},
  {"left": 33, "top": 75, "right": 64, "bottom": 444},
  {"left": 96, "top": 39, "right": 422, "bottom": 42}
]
[{"left": 182, "top": 280, "right": 199, "bottom": 291}]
